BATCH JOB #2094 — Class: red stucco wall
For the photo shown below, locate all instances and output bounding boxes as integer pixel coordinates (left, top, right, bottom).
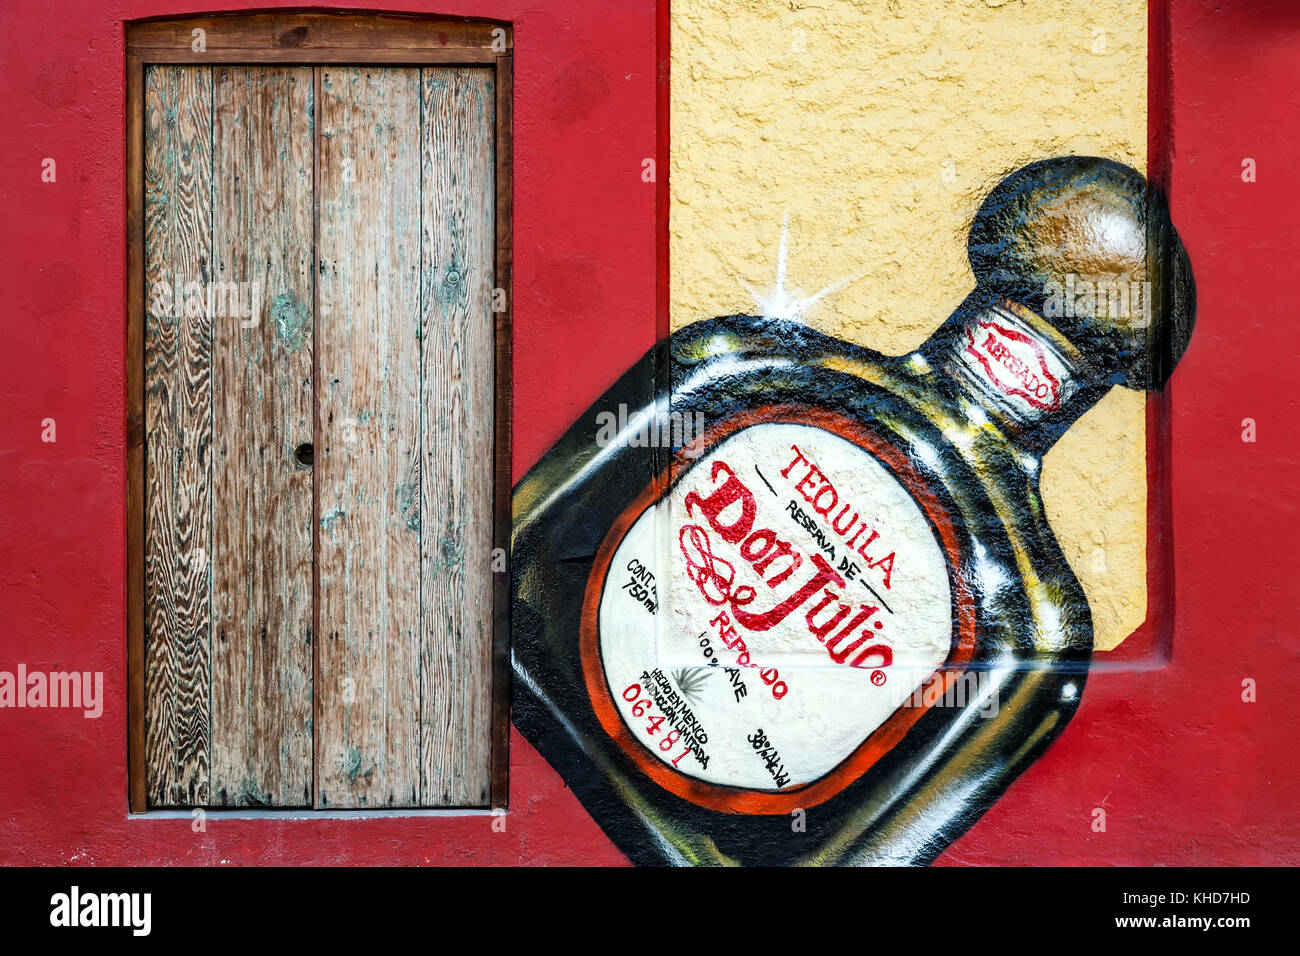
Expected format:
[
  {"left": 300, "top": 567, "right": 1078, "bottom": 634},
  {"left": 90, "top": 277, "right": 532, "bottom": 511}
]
[{"left": 1, "top": 0, "right": 1295, "bottom": 864}]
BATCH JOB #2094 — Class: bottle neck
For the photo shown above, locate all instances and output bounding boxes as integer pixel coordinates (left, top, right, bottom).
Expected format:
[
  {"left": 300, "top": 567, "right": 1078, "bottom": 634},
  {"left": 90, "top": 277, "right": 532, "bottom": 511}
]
[{"left": 920, "top": 293, "right": 1114, "bottom": 456}]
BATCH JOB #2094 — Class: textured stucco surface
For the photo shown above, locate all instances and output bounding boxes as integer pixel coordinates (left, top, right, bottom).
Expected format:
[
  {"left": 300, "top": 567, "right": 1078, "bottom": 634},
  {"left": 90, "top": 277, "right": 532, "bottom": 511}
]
[{"left": 670, "top": 0, "right": 1148, "bottom": 650}]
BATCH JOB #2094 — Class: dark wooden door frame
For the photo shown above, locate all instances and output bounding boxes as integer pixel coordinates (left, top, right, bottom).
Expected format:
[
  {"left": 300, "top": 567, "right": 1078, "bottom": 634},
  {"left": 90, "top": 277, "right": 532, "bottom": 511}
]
[{"left": 125, "top": 12, "right": 513, "bottom": 813}]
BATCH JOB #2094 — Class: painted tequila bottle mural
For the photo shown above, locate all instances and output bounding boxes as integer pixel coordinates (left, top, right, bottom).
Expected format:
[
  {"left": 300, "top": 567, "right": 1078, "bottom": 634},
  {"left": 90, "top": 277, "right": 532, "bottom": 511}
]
[{"left": 511, "top": 157, "right": 1196, "bottom": 865}]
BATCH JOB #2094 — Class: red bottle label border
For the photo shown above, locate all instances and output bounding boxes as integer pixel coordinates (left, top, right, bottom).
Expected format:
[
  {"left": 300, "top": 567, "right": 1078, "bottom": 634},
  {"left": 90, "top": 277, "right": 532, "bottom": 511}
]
[{"left": 579, "top": 404, "right": 978, "bottom": 814}]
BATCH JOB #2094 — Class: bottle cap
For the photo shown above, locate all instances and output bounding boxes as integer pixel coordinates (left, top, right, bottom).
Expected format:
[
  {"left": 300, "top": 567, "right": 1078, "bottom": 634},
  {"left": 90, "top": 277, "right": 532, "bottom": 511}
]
[{"left": 967, "top": 156, "right": 1195, "bottom": 390}]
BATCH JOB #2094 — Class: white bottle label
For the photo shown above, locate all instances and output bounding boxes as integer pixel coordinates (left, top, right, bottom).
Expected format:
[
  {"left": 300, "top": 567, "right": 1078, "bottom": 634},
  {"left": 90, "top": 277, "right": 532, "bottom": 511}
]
[{"left": 589, "top": 417, "right": 962, "bottom": 805}]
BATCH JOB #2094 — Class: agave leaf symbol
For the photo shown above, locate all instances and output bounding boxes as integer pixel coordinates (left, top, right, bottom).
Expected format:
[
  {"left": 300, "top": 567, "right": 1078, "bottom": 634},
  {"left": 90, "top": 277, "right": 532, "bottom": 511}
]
[{"left": 671, "top": 667, "right": 712, "bottom": 705}]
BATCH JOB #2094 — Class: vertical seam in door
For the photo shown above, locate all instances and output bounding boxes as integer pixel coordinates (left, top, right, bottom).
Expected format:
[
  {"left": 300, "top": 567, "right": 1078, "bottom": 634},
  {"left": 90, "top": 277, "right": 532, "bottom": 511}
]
[
  {"left": 416, "top": 66, "right": 427, "bottom": 806},
  {"left": 205, "top": 64, "right": 216, "bottom": 808},
  {"left": 311, "top": 64, "right": 323, "bottom": 808}
]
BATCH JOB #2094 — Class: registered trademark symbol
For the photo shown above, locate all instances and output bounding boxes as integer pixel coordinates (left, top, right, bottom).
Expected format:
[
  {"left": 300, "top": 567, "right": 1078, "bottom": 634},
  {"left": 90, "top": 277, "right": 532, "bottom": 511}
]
[{"left": 871, "top": 670, "right": 886, "bottom": 686}]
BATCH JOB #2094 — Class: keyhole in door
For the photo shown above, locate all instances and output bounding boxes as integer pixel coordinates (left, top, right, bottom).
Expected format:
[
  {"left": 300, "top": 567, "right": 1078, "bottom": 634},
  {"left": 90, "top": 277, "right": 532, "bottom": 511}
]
[{"left": 294, "top": 442, "right": 314, "bottom": 467}]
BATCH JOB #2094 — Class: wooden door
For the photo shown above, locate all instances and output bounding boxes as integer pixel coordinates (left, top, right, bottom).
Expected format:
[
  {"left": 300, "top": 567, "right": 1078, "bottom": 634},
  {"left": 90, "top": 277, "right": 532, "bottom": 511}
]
[{"left": 137, "top": 55, "right": 502, "bottom": 810}]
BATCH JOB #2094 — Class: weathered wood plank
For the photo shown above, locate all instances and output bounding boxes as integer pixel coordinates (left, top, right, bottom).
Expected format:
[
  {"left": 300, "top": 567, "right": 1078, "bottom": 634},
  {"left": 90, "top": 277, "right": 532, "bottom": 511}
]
[
  {"left": 132, "top": 48, "right": 502, "bottom": 66},
  {"left": 143, "top": 65, "right": 213, "bottom": 807},
  {"left": 316, "top": 67, "right": 423, "bottom": 807},
  {"left": 418, "top": 67, "right": 496, "bottom": 806},
  {"left": 209, "top": 66, "right": 315, "bottom": 807},
  {"left": 128, "top": 14, "right": 510, "bottom": 54}
]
